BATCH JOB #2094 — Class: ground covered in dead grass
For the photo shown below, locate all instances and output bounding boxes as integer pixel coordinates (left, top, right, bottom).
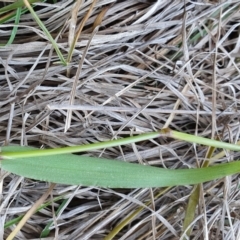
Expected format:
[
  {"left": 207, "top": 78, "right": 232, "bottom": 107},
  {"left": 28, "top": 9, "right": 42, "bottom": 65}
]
[{"left": 1, "top": 0, "right": 240, "bottom": 239}]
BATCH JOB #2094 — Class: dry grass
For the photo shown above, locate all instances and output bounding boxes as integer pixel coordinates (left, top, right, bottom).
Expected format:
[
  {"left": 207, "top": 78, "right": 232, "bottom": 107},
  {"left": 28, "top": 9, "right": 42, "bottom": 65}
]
[{"left": 1, "top": 0, "right": 240, "bottom": 239}]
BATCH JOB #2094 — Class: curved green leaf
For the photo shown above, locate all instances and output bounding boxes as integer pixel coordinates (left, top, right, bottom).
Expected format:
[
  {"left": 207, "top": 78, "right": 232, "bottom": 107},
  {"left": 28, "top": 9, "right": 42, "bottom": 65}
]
[{"left": 1, "top": 146, "right": 240, "bottom": 188}]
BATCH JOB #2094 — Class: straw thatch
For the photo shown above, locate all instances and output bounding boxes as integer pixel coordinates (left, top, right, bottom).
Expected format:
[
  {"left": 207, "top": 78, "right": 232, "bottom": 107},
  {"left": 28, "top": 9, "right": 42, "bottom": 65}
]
[{"left": 1, "top": 0, "right": 240, "bottom": 239}]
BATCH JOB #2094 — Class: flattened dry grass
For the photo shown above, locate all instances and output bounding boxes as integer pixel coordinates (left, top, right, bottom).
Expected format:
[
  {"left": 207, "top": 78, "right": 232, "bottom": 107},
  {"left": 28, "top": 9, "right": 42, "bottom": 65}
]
[{"left": 1, "top": 0, "right": 240, "bottom": 239}]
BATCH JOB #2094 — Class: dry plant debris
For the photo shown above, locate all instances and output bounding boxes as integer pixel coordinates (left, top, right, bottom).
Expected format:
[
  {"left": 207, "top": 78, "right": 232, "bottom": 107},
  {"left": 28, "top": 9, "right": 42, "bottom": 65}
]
[{"left": 1, "top": 0, "right": 240, "bottom": 239}]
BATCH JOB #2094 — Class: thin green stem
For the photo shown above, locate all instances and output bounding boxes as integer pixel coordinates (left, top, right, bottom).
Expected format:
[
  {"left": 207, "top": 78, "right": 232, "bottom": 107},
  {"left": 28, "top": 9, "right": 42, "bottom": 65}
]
[
  {"left": 2, "top": 128, "right": 240, "bottom": 159},
  {"left": 0, "top": 0, "right": 40, "bottom": 13},
  {"left": 23, "top": 0, "right": 66, "bottom": 65},
  {"left": 6, "top": 7, "right": 21, "bottom": 45},
  {"left": 40, "top": 198, "right": 69, "bottom": 237},
  {"left": 1, "top": 130, "right": 165, "bottom": 159},
  {"left": 170, "top": 130, "right": 240, "bottom": 151}
]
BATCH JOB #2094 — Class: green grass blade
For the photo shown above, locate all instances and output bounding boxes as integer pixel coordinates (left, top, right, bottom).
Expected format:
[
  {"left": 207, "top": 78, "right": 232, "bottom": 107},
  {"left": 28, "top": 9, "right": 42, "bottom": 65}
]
[
  {"left": 0, "top": 0, "right": 40, "bottom": 13},
  {"left": 40, "top": 198, "right": 69, "bottom": 237},
  {"left": 6, "top": 7, "right": 21, "bottom": 45},
  {"left": 181, "top": 146, "right": 215, "bottom": 239},
  {"left": 4, "top": 194, "right": 65, "bottom": 229},
  {"left": 3, "top": 128, "right": 240, "bottom": 160},
  {"left": 23, "top": 0, "right": 66, "bottom": 65},
  {"left": 169, "top": 129, "right": 240, "bottom": 151},
  {"left": 0, "top": 131, "right": 163, "bottom": 159},
  {"left": 0, "top": 7, "right": 28, "bottom": 25},
  {"left": 104, "top": 207, "right": 143, "bottom": 240},
  {"left": 181, "top": 184, "right": 200, "bottom": 239},
  {"left": 1, "top": 146, "right": 240, "bottom": 188}
]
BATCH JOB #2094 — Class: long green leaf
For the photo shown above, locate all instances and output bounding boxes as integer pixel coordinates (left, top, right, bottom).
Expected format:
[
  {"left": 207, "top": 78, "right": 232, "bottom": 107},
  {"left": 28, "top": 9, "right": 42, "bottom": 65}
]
[{"left": 1, "top": 146, "right": 240, "bottom": 188}]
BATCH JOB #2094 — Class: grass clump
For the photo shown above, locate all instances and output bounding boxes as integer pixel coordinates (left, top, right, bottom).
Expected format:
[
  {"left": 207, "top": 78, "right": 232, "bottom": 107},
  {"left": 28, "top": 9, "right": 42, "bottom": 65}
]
[{"left": 1, "top": 1, "right": 240, "bottom": 239}]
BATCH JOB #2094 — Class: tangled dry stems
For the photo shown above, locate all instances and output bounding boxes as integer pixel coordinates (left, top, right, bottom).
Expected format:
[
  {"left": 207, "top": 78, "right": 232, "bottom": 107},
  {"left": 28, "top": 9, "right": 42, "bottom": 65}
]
[{"left": 1, "top": 0, "right": 240, "bottom": 239}]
